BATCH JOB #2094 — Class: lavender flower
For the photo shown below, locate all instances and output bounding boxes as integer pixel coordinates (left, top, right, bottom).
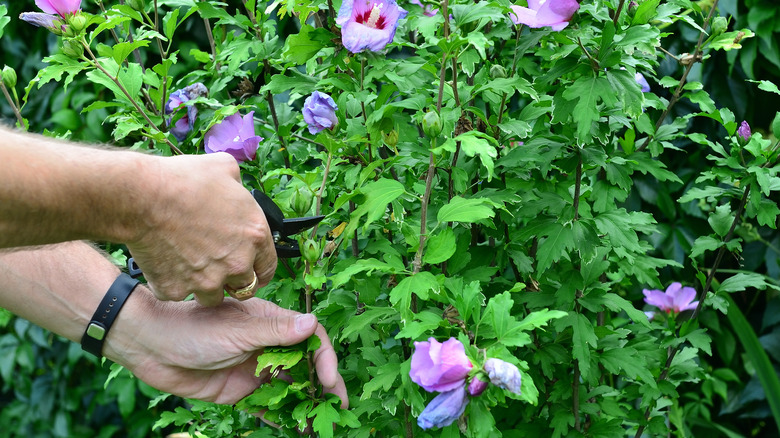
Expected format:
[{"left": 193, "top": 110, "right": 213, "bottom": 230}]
[
  {"left": 509, "top": 0, "right": 580, "bottom": 31},
  {"left": 484, "top": 358, "right": 522, "bottom": 395},
  {"left": 303, "top": 91, "right": 339, "bottom": 134},
  {"left": 165, "top": 83, "right": 208, "bottom": 141},
  {"left": 410, "top": 337, "right": 473, "bottom": 393},
  {"left": 19, "top": 12, "right": 62, "bottom": 31},
  {"left": 337, "top": 0, "right": 408, "bottom": 53},
  {"left": 417, "top": 386, "right": 469, "bottom": 430},
  {"left": 643, "top": 282, "right": 699, "bottom": 314},
  {"left": 636, "top": 72, "right": 651, "bottom": 92},
  {"left": 738, "top": 121, "right": 751, "bottom": 141},
  {"left": 467, "top": 376, "right": 489, "bottom": 397},
  {"left": 204, "top": 111, "right": 263, "bottom": 163}
]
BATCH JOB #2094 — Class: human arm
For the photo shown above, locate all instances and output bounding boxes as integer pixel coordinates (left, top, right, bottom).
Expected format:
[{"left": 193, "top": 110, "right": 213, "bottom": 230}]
[
  {"left": 0, "top": 127, "right": 276, "bottom": 305},
  {"left": 0, "top": 241, "right": 347, "bottom": 406}
]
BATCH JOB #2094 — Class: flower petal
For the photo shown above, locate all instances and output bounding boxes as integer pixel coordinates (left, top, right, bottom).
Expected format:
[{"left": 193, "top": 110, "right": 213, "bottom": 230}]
[
  {"left": 643, "top": 289, "right": 671, "bottom": 311},
  {"left": 417, "top": 386, "right": 469, "bottom": 430},
  {"left": 509, "top": 5, "right": 539, "bottom": 26}
]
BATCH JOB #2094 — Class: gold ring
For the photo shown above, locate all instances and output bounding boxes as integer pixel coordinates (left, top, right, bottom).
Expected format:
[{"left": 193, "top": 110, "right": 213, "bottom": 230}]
[{"left": 227, "top": 272, "right": 258, "bottom": 300}]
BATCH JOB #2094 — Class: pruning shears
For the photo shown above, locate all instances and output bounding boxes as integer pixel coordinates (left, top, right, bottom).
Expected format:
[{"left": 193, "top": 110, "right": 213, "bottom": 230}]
[{"left": 127, "top": 189, "right": 325, "bottom": 278}]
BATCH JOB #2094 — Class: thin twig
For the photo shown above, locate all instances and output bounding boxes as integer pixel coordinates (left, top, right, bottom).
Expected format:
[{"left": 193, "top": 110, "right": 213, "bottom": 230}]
[
  {"left": 636, "top": 0, "right": 720, "bottom": 153},
  {"left": 0, "top": 82, "right": 27, "bottom": 129}
]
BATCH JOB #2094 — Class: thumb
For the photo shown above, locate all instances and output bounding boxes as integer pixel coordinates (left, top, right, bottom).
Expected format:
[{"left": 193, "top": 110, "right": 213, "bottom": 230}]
[{"left": 253, "top": 313, "right": 318, "bottom": 347}]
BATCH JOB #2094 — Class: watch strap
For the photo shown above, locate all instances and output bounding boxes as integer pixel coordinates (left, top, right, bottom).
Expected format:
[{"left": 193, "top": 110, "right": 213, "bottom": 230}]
[{"left": 81, "top": 273, "right": 140, "bottom": 357}]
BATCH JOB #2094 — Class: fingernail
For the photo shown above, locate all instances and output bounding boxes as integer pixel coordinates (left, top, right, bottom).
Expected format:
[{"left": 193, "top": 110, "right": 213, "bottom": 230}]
[{"left": 295, "top": 314, "right": 317, "bottom": 333}]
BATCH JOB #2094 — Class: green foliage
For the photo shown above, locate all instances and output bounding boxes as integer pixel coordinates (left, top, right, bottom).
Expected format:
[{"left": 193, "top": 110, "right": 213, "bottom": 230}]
[{"left": 2, "top": 0, "right": 780, "bottom": 436}]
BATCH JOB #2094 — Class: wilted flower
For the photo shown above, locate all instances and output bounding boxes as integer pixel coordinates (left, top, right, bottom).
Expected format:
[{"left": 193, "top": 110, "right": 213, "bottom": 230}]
[
  {"left": 417, "top": 386, "right": 469, "bottom": 430},
  {"left": 643, "top": 282, "right": 699, "bottom": 314},
  {"left": 337, "top": 0, "right": 408, "bottom": 53},
  {"left": 303, "top": 91, "right": 339, "bottom": 134},
  {"left": 484, "top": 358, "right": 522, "bottom": 395},
  {"left": 19, "top": 12, "right": 63, "bottom": 31},
  {"left": 467, "top": 376, "right": 489, "bottom": 397},
  {"left": 165, "top": 83, "right": 208, "bottom": 141},
  {"left": 635, "top": 72, "right": 650, "bottom": 92},
  {"left": 509, "top": 0, "right": 580, "bottom": 31},
  {"left": 409, "top": 0, "right": 438, "bottom": 16},
  {"left": 410, "top": 337, "right": 473, "bottom": 393},
  {"left": 737, "top": 121, "right": 751, "bottom": 141},
  {"left": 204, "top": 111, "right": 262, "bottom": 163}
]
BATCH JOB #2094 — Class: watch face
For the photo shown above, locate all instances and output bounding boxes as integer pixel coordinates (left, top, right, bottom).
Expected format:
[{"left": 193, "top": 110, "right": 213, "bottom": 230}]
[{"left": 86, "top": 322, "right": 106, "bottom": 340}]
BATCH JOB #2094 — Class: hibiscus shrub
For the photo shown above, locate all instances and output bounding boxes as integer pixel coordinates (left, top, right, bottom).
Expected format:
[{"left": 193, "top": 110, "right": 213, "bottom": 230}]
[{"left": 3, "top": 0, "right": 780, "bottom": 437}]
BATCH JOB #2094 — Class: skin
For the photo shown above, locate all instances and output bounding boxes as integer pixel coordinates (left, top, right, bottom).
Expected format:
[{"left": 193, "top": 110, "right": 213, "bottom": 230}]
[
  {"left": 0, "top": 127, "right": 277, "bottom": 306},
  {"left": 0, "top": 241, "right": 348, "bottom": 407}
]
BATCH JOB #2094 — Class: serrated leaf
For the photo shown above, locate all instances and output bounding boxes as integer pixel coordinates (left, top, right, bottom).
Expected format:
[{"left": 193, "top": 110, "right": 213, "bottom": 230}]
[
  {"left": 309, "top": 399, "right": 341, "bottom": 438},
  {"left": 346, "top": 178, "right": 405, "bottom": 237},
  {"left": 423, "top": 227, "right": 457, "bottom": 264},
  {"left": 452, "top": 131, "right": 498, "bottom": 180},
  {"left": 255, "top": 349, "right": 304, "bottom": 375},
  {"left": 690, "top": 235, "right": 723, "bottom": 259},
  {"left": 571, "top": 313, "right": 597, "bottom": 380},
  {"left": 708, "top": 29, "right": 754, "bottom": 51},
  {"left": 516, "top": 309, "right": 568, "bottom": 331},
  {"left": 718, "top": 272, "right": 768, "bottom": 293},
  {"left": 632, "top": 0, "right": 661, "bottom": 25},
  {"left": 708, "top": 204, "right": 733, "bottom": 237},
  {"left": 437, "top": 196, "right": 495, "bottom": 223},
  {"left": 562, "top": 76, "right": 616, "bottom": 140},
  {"left": 111, "top": 40, "right": 150, "bottom": 66},
  {"left": 390, "top": 272, "right": 439, "bottom": 322},
  {"left": 283, "top": 25, "right": 334, "bottom": 64}
]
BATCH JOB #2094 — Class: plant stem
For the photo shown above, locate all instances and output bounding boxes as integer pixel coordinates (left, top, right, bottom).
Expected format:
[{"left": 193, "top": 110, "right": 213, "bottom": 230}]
[
  {"left": 0, "top": 82, "right": 27, "bottom": 129},
  {"left": 613, "top": 0, "right": 626, "bottom": 27},
  {"left": 311, "top": 153, "right": 333, "bottom": 238},
  {"left": 82, "top": 43, "right": 182, "bottom": 154},
  {"left": 573, "top": 359, "right": 581, "bottom": 431},
  {"left": 636, "top": 0, "right": 719, "bottom": 153},
  {"left": 573, "top": 151, "right": 583, "bottom": 220}
]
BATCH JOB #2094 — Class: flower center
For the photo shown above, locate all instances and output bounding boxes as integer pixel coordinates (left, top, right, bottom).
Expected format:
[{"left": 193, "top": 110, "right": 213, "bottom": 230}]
[{"left": 356, "top": 2, "right": 387, "bottom": 30}]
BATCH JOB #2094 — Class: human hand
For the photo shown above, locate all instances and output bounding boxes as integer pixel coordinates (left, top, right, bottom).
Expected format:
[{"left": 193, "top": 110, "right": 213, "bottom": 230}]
[
  {"left": 126, "top": 152, "right": 277, "bottom": 306},
  {"left": 105, "top": 291, "right": 348, "bottom": 407}
]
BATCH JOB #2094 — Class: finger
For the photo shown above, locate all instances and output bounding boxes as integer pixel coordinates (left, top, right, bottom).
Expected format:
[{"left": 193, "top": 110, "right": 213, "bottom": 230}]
[
  {"left": 312, "top": 326, "right": 349, "bottom": 408},
  {"left": 244, "top": 311, "right": 319, "bottom": 347},
  {"left": 225, "top": 270, "right": 259, "bottom": 301},
  {"left": 193, "top": 290, "right": 225, "bottom": 307}
]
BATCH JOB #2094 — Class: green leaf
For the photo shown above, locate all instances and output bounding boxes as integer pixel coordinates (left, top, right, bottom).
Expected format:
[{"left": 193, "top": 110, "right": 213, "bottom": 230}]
[
  {"left": 599, "top": 347, "right": 656, "bottom": 385},
  {"left": 708, "top": 29, "right": 755, "bottom": 51},
  {"left": 749, "top": 80, "right": 780, "bottom": 95},
  {"left": 309, "top": 399, "right": 341, "bottom": 438},
  {"left": 111, "top": 41, "right": 150, "bottom": 66},
  {"left": 255, "top": 349, "right": 304, "bottom": 375},
  {"left": 362, "top": 360, "right": 400, "bottom": 400},
  {"left": 571, "top": 313, "right": 597, "bottom": 379},
  {"left": 718, "top": 272, "right": 768, "bottom": 293},
  {"left": 283, "top": 25, "right": 334, "bottom": 64},
  {"left": 0, "top": 5, "right": 10, "bottom": 39},
  {"left": 390, "top": 272, "right": 439, "bottom": 322},
  {"left": 632, "top": 0, "right": 661, "bottom": 25},
  {"left": 480, "top": 292, "right": 532, "bottom": 347},
  {"left": 346, "top": 178, "right": 405, "bottom": 236},
  {"left": 690, "top": 235, "right": 723, "bottom": 259},
  {"left": 516, "top": 309, "right": 568, "bottom": 331},
  {"left": 423, "top": 227, "right": 457, "bottom": 264},
  {"left": 437, "top": 196, "right": 495, "bottom": 224},
  {"left": 263, "top": 71, "right": 318, "bottom": 95},
  {"left": 454, "top": 131, "right": 499, "bottom": 180},
  {"left": 708, "top": 204, "right": 733, "bottom": 237},
  {"left": 562, "top": 76, "right": 616, "bottom": 140},
  {"left": 772, "top": 112, "right": 780, "bottom": 139},
  {"left": 725, "top": 293, "right": 780, "bottom": 434},
  {"left": 451, "top": 2, "right": 506, "bottom": 26}
]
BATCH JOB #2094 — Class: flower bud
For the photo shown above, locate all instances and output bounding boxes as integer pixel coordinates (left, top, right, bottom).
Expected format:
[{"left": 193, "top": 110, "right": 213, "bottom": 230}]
[
  {"left": 68, "top": 14, "right": 88, "bottom": 33},
  {"left": 290, "top": 186, "right": 314, "bottom": 217},
  {"left": 737, "top": 121, "right": 751, "bottom": 142},
  {"left": 484, "top": 358, "right": 522, "bottom": 395},
  {"left": 383, "top": 129, "right": 399, "bottom": 148},
  {"left": 490, "top": 64, "right": 507, "bottom": 79},
  {"left": 710, "top": 16, "right": 727, "bottom": 37},
  {"left": 126, "top": 0, "right": 146, "bottom": 11},
  {"left": 422, "top": 110, "right": 442, "bottom": 138},
  {"left": 301, "top": 239, "right": 320, "bottom": 264},
  {"left": 467, "top": 375, "right": 489, "bottom": 397},
  {"left": 61, "top": 39, "right": 85, "bottom": 59},
  {"left": 2, "top": 66, "right": 17, "bottom": 89}
]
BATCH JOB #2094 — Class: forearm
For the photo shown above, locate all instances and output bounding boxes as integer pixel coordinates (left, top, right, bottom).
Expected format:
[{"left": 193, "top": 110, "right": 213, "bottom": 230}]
[{"left": 0, "top": 127, "right": 154, "bottom": 248}]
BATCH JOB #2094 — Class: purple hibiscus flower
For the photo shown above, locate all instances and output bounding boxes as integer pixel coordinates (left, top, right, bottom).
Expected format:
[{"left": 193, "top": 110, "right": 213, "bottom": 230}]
[
  {"left": 643, "top": 282, "right": 699, "bottom": 314},
  {"left": 636, "top": 72, "right": 651, "bottom": 92},
  {"left": 509, "top": 0, "right": 580, "bottom": 31},
  {"left": 204, "top": 111, "right": 263, "bottom": 163},
  {"left": 737, "top": 121, "right": 751, "bottom": 141},
  {"left": 466, "top": 376, "right": 489, "bottom": 397},
  {"left": 165, "top": 83, "right": 208, "bottom": 141},
  {"left": 410, "top": 337, "right": 473, "bottom": 393},
  {"left": 484, "top": 358, "right": 522, "bottom": 395},
  {"left": 417, "top": 385, "right": 469, "bottom": 430},
  {"left": 303, "top": 91, "right": 339, "bottom": 134},
  {"left": 337, "top": 0, "right": 408, "bottom": 53},
  {"left": 35, "top": 0, "right": 81, "bottom": 17},
  {"left": 20, "top": 0, "right": 80, "bottom": 32}
]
